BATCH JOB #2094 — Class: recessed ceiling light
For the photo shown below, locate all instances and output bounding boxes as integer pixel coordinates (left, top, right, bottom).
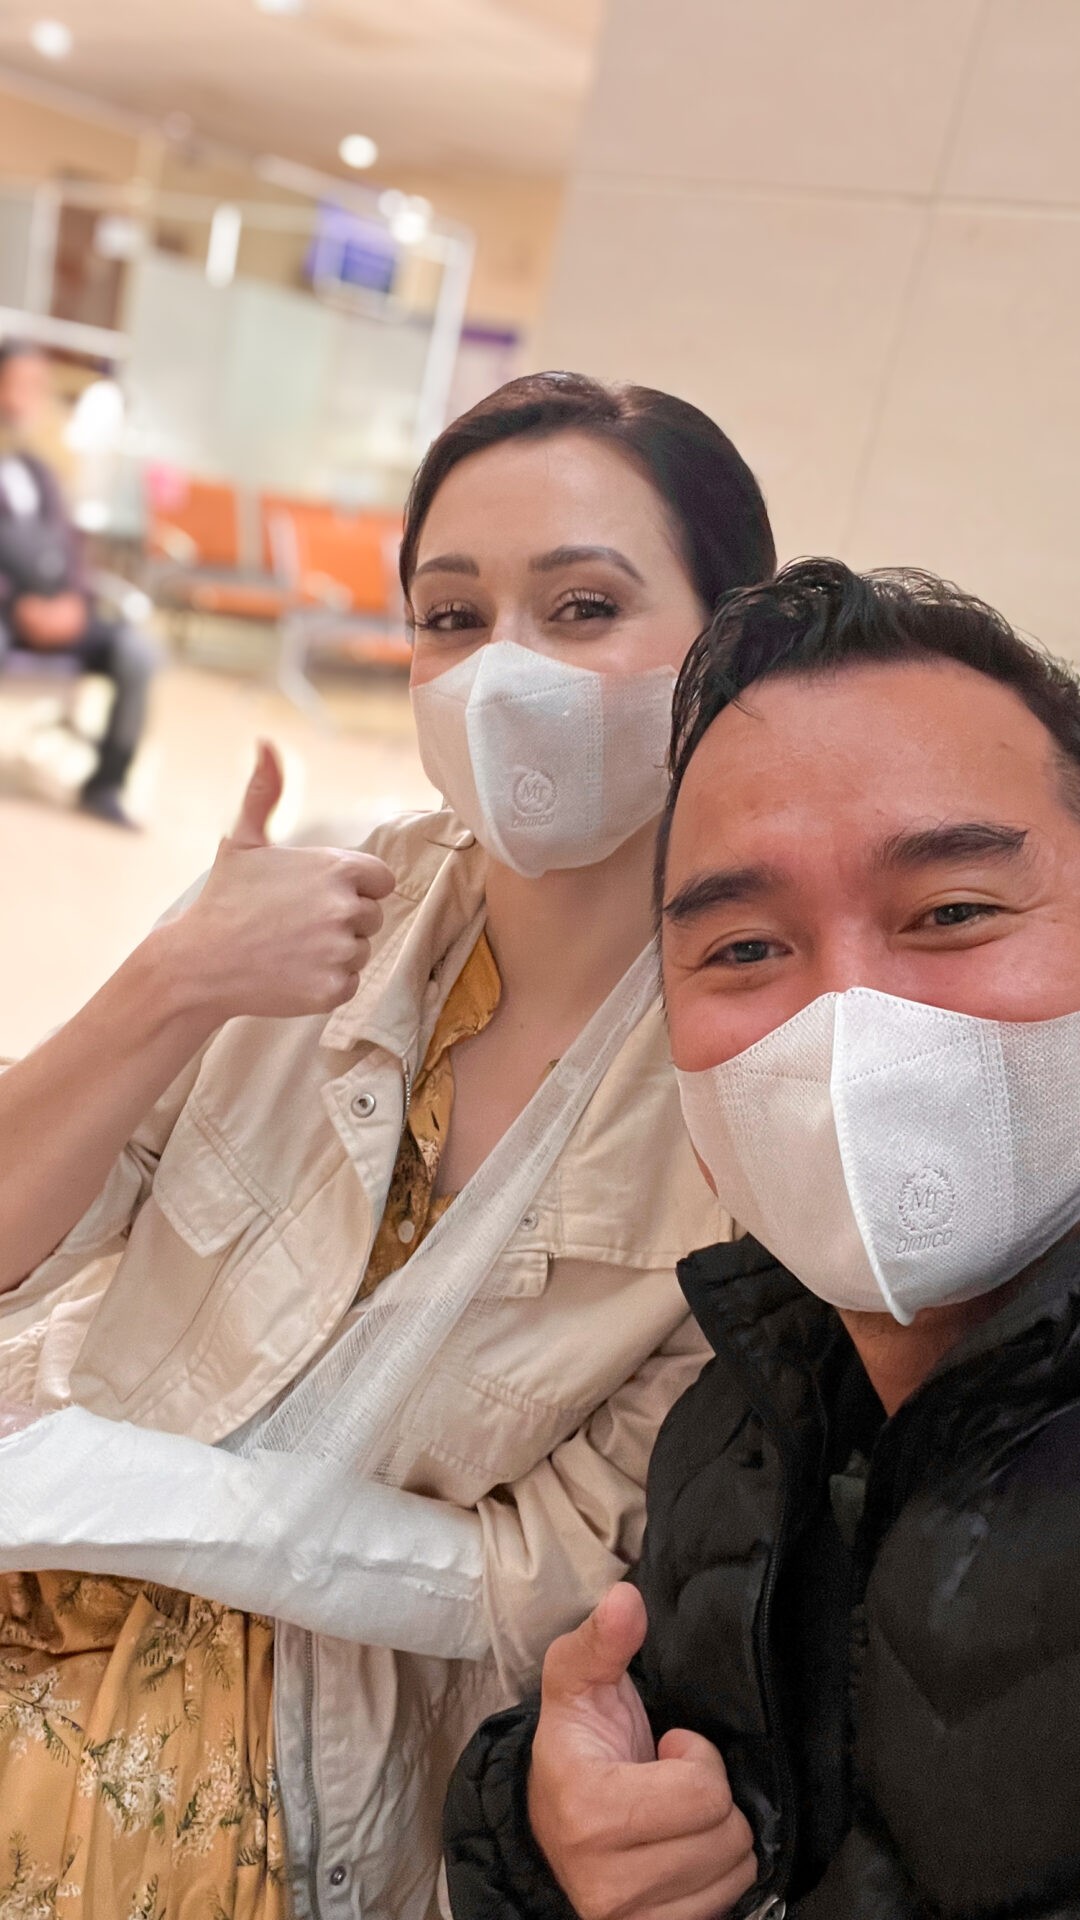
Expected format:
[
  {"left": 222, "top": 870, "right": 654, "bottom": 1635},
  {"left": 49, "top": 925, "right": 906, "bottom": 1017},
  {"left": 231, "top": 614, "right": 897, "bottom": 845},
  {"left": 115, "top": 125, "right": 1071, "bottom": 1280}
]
[
  {"left": 30, "top": 18, "right": 73, "bottom": 58},
  {"left": 380, "top": 191, "right": 431, "bottom": 246},
  {"left": 94, "top": 213, "right": 143, "bottom": 262},
  {"left": 338, "top": 133, "right": 378, "bottom": 171},
  {"left": 254, "top": 0, "right": 307, "bottom": 14}
]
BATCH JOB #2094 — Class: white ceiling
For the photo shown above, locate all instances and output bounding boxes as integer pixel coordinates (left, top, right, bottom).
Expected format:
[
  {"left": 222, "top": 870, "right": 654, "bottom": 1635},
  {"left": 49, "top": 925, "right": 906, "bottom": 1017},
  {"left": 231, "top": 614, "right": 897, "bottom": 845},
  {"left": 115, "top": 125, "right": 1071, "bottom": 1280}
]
[{"left": 0, "top": 0, "right": 606, "bottom": 176}]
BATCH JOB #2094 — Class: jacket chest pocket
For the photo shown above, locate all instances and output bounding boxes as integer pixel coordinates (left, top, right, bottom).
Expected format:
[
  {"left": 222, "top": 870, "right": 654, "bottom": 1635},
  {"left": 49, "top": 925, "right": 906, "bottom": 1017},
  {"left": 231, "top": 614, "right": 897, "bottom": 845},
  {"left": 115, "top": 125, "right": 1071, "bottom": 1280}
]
[
  {"left": 387, "top": 1252, "right": 614, "bottom": 1499},
  {"left": 152, "top": 1108, "right": 273, "bottom": 1253},
  {"left": 72, "top": 1108, "right": 275, "bottom": 1411}
]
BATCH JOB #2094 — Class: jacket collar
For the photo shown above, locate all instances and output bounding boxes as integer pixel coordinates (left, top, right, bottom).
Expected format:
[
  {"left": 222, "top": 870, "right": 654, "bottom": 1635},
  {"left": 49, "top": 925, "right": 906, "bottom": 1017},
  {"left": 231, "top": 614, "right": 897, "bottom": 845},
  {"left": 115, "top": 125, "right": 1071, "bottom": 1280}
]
[
  {"left": 318, "top": 806, "right": 722, "bottom": 1269},
  {"left": 933, "top": 1231, "right": 1080, "bottom": 1382},
  {"left": 872, "top": 1230, "right": 1080, "bottom": 1512},
  {"left": 678, "top": 1231, "right": 1080, "bottom": 1431},
  {"left": 678, "top": 1236, "right": 809, "bottom": 1351},
  {"left": 320, "top": 811, "right": 486, "bottom": 1064}
]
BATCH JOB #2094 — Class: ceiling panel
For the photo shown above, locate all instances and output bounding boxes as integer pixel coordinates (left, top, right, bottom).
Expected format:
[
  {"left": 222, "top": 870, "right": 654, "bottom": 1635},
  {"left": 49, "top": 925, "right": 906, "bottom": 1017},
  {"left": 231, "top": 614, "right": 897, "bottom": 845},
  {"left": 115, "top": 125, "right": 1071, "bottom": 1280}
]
[{"left": 0, "top": 0, "right": 606, "bottom": 174}]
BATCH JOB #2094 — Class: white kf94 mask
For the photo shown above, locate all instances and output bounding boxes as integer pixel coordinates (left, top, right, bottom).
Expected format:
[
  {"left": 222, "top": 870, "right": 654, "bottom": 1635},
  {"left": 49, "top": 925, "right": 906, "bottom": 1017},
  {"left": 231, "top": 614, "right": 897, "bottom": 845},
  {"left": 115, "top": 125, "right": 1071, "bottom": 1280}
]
[
  {"left": 411, "top": 641, "right": 676, "bottom": 878},
  {"left": 676, "top": 987, "right": 1080, "bottom": 1324}
]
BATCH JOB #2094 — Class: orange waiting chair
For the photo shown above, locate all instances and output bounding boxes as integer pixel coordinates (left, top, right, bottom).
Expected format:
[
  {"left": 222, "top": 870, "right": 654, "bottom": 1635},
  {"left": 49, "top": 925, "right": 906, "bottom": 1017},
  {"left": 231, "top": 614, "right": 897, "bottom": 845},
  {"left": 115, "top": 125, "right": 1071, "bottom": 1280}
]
[
  {"left": 265, "top": 501, "right": 410, "bottom": 719},
  {"left": 145, "top": 472, "right": 299, "bottom": 634}
]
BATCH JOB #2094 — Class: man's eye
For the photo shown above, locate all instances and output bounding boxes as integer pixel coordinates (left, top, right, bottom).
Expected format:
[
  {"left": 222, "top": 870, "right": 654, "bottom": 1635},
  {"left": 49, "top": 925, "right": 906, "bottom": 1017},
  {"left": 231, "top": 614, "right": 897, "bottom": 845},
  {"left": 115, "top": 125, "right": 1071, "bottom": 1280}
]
[
  {"left": 923, "top": 902, "right": 1000, "bottom": 929},
  {"left": 708, "top": 939, "right": 778, "bottom": 967}
]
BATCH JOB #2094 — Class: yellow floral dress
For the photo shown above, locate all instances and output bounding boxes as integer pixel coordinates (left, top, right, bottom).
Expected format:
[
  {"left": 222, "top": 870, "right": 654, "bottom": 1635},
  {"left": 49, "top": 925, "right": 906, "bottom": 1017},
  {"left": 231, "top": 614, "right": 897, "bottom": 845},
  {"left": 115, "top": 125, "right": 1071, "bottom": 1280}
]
[{"left": 0, "top": 934, "right": 500, "bottom": 1919}]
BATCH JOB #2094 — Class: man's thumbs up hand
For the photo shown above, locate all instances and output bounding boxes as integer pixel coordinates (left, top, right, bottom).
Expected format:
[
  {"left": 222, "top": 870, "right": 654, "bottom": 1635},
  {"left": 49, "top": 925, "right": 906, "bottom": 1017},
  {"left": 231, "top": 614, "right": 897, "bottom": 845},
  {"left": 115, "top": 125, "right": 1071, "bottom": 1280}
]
[
  {"left": 528, "top": 1586, "right": 758, "bottom": 1920},
  {"left": 536, "top": 1583, "right": 655, "bottom": 1767}
]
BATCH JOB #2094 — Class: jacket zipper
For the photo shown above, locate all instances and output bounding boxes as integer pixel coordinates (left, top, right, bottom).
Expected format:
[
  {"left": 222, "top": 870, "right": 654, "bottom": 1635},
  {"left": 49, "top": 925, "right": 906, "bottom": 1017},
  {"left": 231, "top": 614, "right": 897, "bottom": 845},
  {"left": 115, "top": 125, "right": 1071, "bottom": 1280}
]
[
  {"left": 714, "top": 1345, "right": 801, "bottom": 1912},
  {"left": 753, "top": 1462, "right": 798, "bottom": 1906},
  {"left": 299, "top": 1054, "right": 412, "bottom": 1920},
  {"left": 302, "top": 1632, "right": 324, "bottom": 1920}
]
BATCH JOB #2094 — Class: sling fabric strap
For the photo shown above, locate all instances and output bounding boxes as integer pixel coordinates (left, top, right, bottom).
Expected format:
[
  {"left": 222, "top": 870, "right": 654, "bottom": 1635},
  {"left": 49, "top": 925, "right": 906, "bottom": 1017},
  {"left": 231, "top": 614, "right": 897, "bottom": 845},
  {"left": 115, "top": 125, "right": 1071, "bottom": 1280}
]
[{"left": 245, "top": 944, "right": 659, "bottom": 1476}]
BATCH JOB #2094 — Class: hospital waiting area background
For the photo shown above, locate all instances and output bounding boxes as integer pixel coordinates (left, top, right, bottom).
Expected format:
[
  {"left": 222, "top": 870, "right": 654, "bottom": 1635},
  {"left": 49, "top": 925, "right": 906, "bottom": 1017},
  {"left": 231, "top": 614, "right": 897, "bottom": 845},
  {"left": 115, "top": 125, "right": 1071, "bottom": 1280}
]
[{"left": 0, "top": 0, "right": 1077, "bottom": 1061}]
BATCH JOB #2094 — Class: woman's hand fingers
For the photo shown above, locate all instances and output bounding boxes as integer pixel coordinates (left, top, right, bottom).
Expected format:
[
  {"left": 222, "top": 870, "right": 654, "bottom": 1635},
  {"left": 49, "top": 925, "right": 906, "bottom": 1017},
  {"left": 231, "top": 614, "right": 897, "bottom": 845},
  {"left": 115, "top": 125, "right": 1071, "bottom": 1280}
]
[
  {"left": 0, "top": 1401, "right": 42, "bottom": 1440},
  {"left": 176, "top": 837, "right": 396, "bottom": 1025}
]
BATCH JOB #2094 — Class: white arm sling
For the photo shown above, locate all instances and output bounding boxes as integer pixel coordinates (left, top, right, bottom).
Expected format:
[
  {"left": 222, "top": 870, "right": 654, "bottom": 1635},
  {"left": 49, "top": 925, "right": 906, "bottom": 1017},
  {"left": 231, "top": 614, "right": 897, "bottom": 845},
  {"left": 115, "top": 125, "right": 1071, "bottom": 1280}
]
[{"left": 0, "top": 947, "right": 658, "bottom": 1654}]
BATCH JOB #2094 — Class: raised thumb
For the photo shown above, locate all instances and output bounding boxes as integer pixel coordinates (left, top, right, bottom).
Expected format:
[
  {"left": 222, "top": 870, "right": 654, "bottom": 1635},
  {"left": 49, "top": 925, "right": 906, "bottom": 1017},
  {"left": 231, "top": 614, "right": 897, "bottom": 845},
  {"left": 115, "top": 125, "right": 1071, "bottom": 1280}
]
[
  {"left": 542, "top": 1582, "right": 648, "bottom": 1703},
  {"left": 230, "top": 740, "right": 284, "bottom": 848}
]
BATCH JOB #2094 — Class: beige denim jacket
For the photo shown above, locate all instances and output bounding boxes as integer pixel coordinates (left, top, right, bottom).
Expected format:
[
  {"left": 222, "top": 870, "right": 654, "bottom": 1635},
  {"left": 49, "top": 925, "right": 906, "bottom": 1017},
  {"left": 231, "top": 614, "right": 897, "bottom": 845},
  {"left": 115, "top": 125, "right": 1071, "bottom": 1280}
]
[{"left": 0, "top": 810, "right": 729, "bottom": 1920}]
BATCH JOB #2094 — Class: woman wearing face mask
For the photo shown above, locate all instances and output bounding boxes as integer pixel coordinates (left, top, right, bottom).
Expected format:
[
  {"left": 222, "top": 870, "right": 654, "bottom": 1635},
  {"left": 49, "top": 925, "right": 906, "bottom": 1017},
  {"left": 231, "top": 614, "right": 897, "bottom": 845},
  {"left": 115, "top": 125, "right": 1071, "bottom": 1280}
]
[{"left": 0, "top": 372, "right": 776, "bottom": 1920}]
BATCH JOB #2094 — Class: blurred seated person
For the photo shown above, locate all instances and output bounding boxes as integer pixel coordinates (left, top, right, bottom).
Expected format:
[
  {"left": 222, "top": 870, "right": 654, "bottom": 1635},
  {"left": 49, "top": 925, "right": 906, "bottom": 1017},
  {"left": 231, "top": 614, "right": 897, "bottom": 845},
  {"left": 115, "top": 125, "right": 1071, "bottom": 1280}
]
[
  {"left": 445, "top": 560, "right": 1080, "bottom": 1920},
  {"left": 0, "top": 339, "right": 157, "bottom": 827}
]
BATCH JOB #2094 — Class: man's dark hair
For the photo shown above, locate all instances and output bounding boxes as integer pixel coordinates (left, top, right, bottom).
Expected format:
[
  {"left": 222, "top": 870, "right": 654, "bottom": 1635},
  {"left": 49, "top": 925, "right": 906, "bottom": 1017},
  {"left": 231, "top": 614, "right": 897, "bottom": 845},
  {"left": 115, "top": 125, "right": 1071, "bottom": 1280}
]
[
  {"left": 656, "top": 556, "right": 1080, "bottom": 914},
  {"left": 400, "top": 369, "right": 776, "bottom": 613}
]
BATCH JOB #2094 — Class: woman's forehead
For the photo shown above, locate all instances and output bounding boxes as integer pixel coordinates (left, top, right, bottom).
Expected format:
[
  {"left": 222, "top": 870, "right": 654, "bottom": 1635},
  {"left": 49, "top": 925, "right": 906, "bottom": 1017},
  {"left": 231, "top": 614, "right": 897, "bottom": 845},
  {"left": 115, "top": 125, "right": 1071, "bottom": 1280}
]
[{"left": 414, "top": 432, "right": 673, "bottom": 567}]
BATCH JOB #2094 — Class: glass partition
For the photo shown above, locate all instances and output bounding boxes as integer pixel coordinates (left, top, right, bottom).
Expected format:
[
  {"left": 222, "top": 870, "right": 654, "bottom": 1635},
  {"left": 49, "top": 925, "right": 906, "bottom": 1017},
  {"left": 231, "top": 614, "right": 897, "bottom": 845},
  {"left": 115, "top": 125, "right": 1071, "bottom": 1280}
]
[{"left": 0, "top": 172, "right": 474, "bottom": 525}]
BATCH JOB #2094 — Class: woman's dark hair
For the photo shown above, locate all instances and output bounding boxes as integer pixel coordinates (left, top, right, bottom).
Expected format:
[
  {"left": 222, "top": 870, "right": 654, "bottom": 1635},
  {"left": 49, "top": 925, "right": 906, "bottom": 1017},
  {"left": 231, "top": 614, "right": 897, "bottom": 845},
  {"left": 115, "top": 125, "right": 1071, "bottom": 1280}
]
[
  {"left": 0, "top": 339, "right": 44, "bottom": 376},
  {"left": 656, "top": 556, "right": 1080, "bottom": 912},
  {"left": 399, "top": 369, "right": 776, "bottom": 611}
]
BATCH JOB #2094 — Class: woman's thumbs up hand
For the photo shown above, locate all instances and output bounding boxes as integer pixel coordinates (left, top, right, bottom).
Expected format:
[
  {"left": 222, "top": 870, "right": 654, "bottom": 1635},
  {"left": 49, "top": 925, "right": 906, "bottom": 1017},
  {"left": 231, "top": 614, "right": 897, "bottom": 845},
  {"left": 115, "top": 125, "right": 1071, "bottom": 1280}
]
[
  {"left": 228, "top": 739, "right": 286, "bottom": 849},
  {"left": 167, "top": 743, "right": 396, "bottom": 1024}
]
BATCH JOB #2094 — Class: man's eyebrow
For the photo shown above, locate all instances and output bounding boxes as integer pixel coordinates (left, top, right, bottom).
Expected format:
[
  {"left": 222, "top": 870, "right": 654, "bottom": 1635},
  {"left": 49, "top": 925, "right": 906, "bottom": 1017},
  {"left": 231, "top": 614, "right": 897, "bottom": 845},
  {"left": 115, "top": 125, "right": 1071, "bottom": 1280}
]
[
  {"left": 411, "top": 553, "right": 480, "bottom": 580},
  {"left": 529, "top": 545, "right": 645, "bottom": 584},
  {"left": 873, "top": 822, "right": 1030, "bottom": 871},
  {"left": 663, "top": 865, "right": 785, "bottom": 925}
]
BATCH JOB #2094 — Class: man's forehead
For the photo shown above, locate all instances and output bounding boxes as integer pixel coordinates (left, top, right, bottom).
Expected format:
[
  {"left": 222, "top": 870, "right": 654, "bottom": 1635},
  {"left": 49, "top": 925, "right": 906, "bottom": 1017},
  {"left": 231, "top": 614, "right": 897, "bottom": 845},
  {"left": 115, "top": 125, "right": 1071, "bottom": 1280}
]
[
  {"left": 665, "top": 659, "right": 1076, "bottom": 885},
  {"left": 679, "top": 662, "right": 1063, "bottom": 810}
]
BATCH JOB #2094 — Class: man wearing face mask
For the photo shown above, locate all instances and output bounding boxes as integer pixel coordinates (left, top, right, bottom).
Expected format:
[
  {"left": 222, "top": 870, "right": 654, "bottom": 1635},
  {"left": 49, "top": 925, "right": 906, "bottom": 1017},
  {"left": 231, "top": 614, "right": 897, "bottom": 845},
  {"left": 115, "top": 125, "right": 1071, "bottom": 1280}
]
[{"left": 444, "top": 558, "right": 1080, "bottom": 1920}]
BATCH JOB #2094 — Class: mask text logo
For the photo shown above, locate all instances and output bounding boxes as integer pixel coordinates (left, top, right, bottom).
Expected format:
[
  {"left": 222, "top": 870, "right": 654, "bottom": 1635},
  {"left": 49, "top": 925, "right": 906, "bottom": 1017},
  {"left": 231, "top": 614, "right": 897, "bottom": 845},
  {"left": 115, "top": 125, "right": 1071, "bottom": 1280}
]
[
  {"left": 513, "top": 768, "right": 557, "bottom": 823},
  {"left": 897, "top": 1166, "right": 957, "bottom": 1254}
]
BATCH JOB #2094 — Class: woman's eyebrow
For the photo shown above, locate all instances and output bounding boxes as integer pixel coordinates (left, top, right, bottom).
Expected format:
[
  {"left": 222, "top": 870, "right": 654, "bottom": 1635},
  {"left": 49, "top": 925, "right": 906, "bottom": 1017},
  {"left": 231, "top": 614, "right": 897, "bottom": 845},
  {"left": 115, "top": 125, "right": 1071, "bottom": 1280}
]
[
  {"left": 412, "top": 553, "right": 480, "bottom": 579},
  {"left": 530, "top": 545, "right": 645, "bottom": 584}
]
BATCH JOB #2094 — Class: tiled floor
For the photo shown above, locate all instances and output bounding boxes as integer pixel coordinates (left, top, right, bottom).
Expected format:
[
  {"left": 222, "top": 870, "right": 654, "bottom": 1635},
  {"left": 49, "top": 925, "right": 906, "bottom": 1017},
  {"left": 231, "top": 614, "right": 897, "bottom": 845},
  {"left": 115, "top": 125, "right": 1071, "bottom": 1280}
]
[{"left": 0, "top": 651, "right": 435, "bottom": 1060}]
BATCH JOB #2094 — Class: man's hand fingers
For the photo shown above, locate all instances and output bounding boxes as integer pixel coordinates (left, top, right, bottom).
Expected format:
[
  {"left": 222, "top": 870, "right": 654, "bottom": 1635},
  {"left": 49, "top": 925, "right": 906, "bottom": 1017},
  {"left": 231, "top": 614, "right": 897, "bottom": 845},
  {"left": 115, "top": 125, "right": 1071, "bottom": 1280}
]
[
  {"left": 542, "top": 1584, "right": 649, "bottom": 1703},
  {"left": 230, "top": 740, "right": 285, "bottom": 848},
  {"left": 612, "top": 1750, "right": 738, "bottom": 1846},
  {"left": 569, "top": 1819, "right": 759, "bottom": 1920},
  {"left": 656, "top": 1728, "right": 732, "bottom": 1792}
]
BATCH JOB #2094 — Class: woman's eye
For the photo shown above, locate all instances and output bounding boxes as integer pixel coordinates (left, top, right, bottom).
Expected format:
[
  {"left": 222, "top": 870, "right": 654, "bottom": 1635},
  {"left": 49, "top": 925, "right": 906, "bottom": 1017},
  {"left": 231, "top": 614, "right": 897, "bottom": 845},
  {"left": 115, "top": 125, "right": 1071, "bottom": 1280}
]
[
  {"left": 412, "top": 602, "right": 483, "bottom": 635},
  {"left": 551, "top": 591, "right": 619, "bottom": 623},
  {"left": 920, "top": 902, "right": 1001, "bottom": 930},
  {"left": 708, "top": 939, "right": 780, "bottom": 968}
]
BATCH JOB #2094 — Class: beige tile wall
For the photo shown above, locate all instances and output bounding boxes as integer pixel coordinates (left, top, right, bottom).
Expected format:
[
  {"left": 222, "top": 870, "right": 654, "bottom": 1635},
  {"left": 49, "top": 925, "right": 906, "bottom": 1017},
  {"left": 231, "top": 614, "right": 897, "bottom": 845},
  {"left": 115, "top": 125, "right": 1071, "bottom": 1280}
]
[{"left": 537, "top": 0, "right": 1080, "bottom": 655}]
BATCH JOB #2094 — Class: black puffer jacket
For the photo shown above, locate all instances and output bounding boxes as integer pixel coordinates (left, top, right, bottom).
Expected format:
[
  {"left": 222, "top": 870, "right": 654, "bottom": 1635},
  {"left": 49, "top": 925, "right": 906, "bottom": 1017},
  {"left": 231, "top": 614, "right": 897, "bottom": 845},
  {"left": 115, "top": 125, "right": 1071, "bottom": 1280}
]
[{"left": 445, "top": 1235, "right": 1080, "bottom": 1920}]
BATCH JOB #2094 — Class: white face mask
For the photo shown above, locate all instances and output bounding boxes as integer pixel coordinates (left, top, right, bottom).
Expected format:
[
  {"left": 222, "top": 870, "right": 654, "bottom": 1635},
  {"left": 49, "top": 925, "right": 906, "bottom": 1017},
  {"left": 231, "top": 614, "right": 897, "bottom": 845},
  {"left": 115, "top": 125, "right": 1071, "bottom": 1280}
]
[
  {"left": 676, "top": 987, "right": 1080, "bottom": 1324},
  {"left": 411, "top": 640, "right": 676, "bottom": 878}
]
